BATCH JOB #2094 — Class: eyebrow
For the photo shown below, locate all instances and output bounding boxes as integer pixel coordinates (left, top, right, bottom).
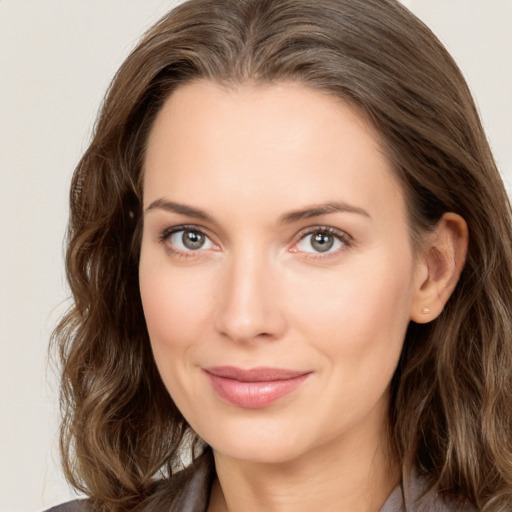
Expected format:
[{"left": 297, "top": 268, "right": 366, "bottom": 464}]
[
  {"left": 145, "top": 199, "right": 213, "bottom": 222},
  {"left": 145, "top": 199, "right": 370, "bottom": 224},
  {"left": 279, "top": 201, "right": 371, "bottom": 224}
]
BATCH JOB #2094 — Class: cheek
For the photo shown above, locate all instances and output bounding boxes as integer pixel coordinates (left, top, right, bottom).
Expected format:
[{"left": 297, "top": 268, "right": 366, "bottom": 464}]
[
  {"left": 139, "top": 257, "right": 214, "bottom": 358},
  {"left": 287, "top": 253, "right": 414, "bottom": 362},
  {"left": 139, "top": 260, "right": 218, "bottom": 414}
]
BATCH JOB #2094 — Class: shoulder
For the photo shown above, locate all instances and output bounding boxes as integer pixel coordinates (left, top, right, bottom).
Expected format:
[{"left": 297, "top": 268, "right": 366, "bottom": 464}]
[
  {"left": 404, "top": 471, "right": 476, "bottom": 512},
  {"left": 44, "top": 500, "right": 92, "bottom": 512},
  {"left": 44, "top": 449, "right": 215, "bottom": 512}
]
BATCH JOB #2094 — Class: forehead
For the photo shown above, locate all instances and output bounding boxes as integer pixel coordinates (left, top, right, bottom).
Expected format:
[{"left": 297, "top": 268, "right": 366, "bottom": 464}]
[{"left": 143, "top": 80, "right": 406, "bottom": 229}]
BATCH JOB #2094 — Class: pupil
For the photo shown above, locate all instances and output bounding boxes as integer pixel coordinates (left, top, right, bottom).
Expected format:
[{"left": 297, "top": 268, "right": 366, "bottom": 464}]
[
  {"left": 183, "top": 230, "right": 205, "bottom": 250},
  {"left": 312, "top": 232, "right": 333, "bottom": 252}
]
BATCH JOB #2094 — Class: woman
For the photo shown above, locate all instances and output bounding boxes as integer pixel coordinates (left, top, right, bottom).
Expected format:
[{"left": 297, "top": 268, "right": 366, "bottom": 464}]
[{"left": 49, "top": 0, "right": 512, "bottom": 510}]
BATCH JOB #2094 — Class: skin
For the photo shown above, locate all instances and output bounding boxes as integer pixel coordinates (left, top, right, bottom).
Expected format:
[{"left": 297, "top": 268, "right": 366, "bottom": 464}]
[{"left": 139, "top": 81, "right": 467, "bottom": 512}]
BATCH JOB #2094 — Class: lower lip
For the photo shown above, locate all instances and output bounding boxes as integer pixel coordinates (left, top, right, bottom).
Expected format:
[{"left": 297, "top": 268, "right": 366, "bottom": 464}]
[{"left": 205, "top": 373, "right": 310, "bottom": 409}]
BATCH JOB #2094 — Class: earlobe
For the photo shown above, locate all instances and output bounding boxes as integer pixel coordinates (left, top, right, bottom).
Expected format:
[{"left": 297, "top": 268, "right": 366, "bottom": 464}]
[{"left": 410, "top": 212, "right": 468, "bottom": 323}]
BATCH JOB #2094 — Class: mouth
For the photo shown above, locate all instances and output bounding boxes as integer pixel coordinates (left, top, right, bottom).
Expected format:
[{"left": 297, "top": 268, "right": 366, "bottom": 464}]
[{"left": 203, "top": 366, "right": 312, "bottom": 409}]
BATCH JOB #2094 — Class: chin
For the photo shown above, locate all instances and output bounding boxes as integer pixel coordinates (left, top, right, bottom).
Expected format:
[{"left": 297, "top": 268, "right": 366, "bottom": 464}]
[
  {"left": 197, "top": 417, "right": 318, "bottom": 464},
  {"left": 213, "top": 439, "right": 307, "bottom": 465}
]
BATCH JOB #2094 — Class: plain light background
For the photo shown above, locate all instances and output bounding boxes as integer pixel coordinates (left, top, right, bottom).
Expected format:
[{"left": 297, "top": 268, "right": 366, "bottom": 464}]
[{"left": 0, "top": 1, "right": 510, "bottom": 511}]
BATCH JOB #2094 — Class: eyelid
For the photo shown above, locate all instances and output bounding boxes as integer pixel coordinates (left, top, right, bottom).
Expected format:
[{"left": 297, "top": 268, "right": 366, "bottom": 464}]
[
  {"left": 289, "top": 225, "right": 353, "bottom": 255},
  {"left": 158, "top": 224, "right": 219, "bottom": 255},
  {"left": 156, "top": 223, "right": 352, "bottom": 258}
]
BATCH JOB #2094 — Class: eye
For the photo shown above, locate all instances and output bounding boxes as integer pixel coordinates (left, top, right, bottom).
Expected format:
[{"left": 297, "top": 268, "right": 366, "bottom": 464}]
[
  {"left": 294, "top": 228, "right": 347, "bottom": 254},
  {"left": 163, "top": 227, "right": 216, "bottom": 253}
]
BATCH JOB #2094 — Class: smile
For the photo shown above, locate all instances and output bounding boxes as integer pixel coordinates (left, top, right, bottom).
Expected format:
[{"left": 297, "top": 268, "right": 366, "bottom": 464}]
[{"left": 203, "top": 366, "right": 312, "bottom": 409}]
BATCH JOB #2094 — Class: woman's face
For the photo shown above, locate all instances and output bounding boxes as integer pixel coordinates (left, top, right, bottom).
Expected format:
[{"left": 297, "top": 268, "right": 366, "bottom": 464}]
[{"left": 139, "top": 81, "right": 424, "bottom": 463}]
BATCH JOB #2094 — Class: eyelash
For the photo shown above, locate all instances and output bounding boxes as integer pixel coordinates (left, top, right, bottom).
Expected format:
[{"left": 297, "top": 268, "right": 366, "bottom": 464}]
[
  {"left": 292, "top": 226, "right": 352, "bottom": 258},
  {"left": 157, "top": 225, "right": 352, "bottom": 259},
  {"left": 158, "top": 225, "right": 216, "bottom": 258}
]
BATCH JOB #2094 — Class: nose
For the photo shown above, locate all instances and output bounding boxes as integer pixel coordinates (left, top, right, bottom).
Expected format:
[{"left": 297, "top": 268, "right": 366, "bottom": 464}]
[{"left": 214, "top": 250, "right": 287, "bottom": 343}]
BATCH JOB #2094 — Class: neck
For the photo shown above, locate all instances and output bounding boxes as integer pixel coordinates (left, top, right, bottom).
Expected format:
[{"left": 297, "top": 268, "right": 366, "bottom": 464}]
[{"left": 208, "top": 416, "right": 399, "bottom": 512}]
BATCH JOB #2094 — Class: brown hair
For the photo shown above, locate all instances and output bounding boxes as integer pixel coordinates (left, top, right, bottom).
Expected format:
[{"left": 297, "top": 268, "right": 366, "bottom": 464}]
[{"left": 53, "top": 0, "right": 512, "bottom": 510}]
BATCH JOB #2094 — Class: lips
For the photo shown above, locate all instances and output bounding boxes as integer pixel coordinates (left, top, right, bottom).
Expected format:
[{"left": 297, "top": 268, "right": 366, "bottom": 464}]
[{"left": 203, "top": 366, "right": 311, "bottom": 408}]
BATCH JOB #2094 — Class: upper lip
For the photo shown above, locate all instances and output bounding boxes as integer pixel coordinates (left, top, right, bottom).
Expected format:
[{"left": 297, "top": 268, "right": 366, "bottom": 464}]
[{"left": 204, "top": 366, "right": 311, "bottom": 382}]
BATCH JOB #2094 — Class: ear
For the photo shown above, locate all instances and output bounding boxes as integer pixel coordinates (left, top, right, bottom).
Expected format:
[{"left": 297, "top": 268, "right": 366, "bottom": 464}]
[{"left": 410, "top": 212, "right": 468, "bottom": 323}]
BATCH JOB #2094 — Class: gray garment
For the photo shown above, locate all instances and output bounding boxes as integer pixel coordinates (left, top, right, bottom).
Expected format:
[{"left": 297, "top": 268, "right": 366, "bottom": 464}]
[
  {"left": 46, "top": 501, "right": 91, "bottom": 512},
  {"left": 45, "top": 450, "right": 472, "bottom": 512},
  {"left": 380, "top": 470, "right": 474, "bottom": 512}
]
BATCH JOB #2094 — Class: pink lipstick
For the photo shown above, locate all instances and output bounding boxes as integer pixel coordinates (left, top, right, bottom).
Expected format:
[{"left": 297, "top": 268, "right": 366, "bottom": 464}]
[{"left": 203, "top": 366, "right": 311, "bottom": 408}]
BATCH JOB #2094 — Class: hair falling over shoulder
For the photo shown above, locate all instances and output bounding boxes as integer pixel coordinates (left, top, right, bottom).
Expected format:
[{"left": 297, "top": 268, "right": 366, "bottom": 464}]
[{"left": 52, "top": 0, "right": 512, "bottom": 510}]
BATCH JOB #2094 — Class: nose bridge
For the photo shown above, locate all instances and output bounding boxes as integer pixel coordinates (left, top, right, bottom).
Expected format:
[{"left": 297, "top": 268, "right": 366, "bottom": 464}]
[{"left": 214, "top": 245, "right": 286, "bottom": 342}]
